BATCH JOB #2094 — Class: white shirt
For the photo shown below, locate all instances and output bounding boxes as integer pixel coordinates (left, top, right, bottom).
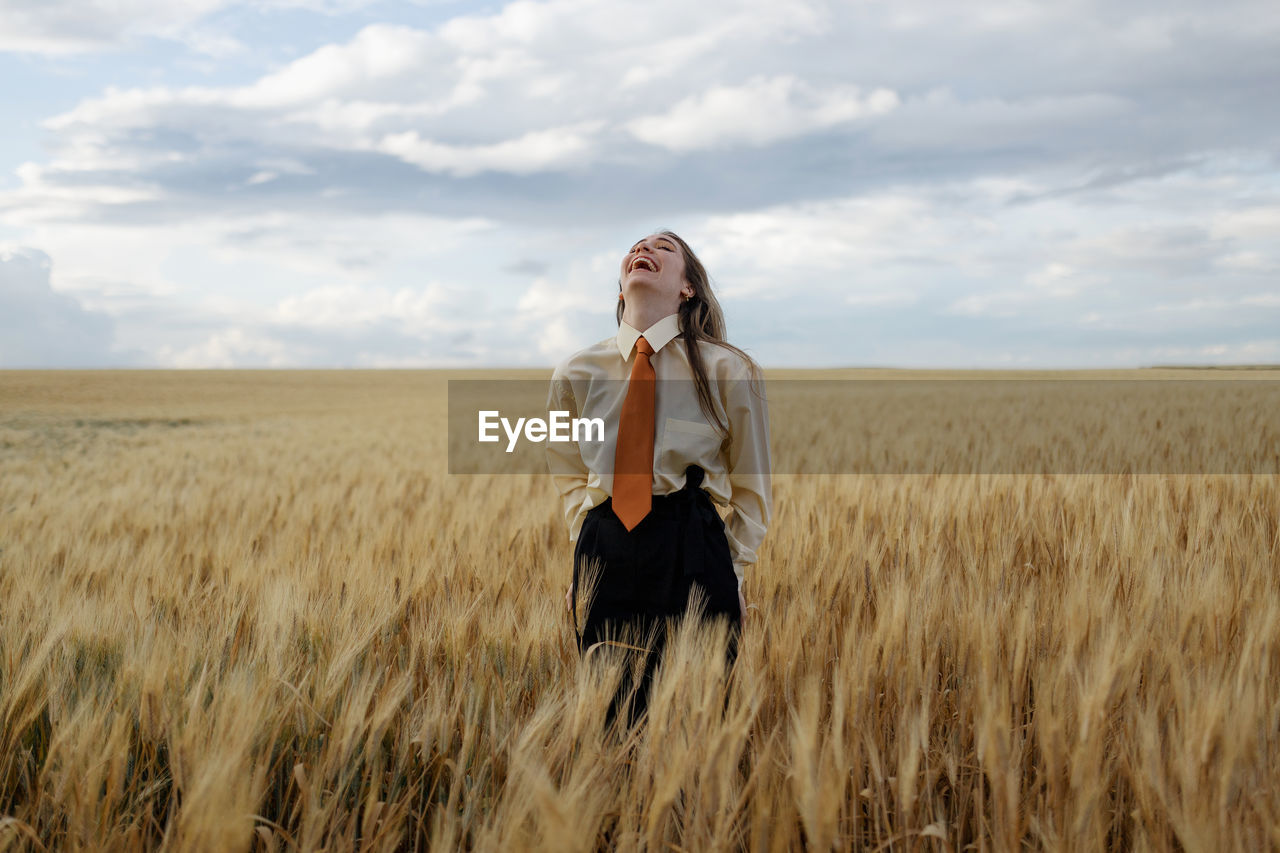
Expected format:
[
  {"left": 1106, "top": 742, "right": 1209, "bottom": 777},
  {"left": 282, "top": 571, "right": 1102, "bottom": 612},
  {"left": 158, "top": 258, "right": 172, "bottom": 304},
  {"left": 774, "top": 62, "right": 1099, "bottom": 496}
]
[{"left": 545, "top": 312, "right": 772, "bottom": 590}]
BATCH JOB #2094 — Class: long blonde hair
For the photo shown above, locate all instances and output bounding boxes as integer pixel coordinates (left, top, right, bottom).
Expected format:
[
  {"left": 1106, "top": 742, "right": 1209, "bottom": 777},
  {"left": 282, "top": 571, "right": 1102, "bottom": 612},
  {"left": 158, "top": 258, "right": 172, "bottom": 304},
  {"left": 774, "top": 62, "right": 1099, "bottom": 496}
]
[{"left": 616, "top": 230, "right": 763, "bottom": 437}]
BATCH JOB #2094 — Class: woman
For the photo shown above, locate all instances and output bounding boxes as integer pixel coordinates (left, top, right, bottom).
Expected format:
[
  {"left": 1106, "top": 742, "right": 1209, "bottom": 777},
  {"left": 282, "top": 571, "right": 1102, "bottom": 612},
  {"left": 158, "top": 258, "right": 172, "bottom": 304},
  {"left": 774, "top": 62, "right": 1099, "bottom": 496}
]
[{"left": 545, "top": 230, "right": 772, "bottom": 728}]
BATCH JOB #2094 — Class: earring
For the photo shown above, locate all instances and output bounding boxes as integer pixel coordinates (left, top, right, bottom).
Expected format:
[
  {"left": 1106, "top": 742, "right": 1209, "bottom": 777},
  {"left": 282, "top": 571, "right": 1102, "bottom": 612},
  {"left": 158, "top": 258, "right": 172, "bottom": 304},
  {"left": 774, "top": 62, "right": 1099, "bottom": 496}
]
[{"left": 618, "top": 292, "right": 624, "bottom": 300}]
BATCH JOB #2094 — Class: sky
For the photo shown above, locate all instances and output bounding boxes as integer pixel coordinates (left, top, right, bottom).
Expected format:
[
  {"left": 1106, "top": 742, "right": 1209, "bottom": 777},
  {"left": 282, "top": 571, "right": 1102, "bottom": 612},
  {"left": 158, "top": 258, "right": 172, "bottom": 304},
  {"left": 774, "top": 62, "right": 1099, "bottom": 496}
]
[{"left": 1, "top": 0, "right": 1278, "bottom": 369}]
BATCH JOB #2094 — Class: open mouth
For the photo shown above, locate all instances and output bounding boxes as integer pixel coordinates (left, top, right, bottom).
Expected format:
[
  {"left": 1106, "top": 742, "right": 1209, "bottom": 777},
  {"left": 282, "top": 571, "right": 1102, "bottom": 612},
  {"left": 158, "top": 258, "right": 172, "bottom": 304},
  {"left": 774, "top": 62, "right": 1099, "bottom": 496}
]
[{"left": 630, "top": 256, "right": 658, "bottom": 273}]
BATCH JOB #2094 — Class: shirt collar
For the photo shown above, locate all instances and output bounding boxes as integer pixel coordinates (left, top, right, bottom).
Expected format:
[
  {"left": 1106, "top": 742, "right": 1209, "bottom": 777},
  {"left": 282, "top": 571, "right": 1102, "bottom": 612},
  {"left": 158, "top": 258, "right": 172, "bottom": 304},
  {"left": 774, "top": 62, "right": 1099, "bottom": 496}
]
[{"left": 617, "top": 312, "right": 682, "bottom": 360}]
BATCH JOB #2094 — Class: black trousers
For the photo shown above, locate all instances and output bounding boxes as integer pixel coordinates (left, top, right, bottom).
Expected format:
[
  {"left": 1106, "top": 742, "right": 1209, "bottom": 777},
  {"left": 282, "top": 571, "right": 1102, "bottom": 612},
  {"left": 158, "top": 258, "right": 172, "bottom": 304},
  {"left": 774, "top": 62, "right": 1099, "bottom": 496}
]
[{"left": 572, "top": 465, "right": 741, "bottom": 728}]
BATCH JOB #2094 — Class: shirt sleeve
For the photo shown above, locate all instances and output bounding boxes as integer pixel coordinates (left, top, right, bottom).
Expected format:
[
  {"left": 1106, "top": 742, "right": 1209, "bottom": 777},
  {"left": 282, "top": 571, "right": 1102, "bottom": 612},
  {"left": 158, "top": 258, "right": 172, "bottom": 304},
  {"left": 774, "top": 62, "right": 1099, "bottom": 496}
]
[
  {"left": 722, "top": 362, "right": 772, "bottom": 591},
  {"left": 545, "top": 366, "right": 592, "bottom": 542}
]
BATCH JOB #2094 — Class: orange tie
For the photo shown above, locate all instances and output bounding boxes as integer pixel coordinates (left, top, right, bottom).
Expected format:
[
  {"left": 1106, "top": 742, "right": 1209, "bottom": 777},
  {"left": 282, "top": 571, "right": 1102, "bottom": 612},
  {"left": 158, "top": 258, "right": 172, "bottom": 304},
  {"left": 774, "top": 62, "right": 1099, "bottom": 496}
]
[{"left": 613, "top": 335, "right": 656, "bottom": 531}]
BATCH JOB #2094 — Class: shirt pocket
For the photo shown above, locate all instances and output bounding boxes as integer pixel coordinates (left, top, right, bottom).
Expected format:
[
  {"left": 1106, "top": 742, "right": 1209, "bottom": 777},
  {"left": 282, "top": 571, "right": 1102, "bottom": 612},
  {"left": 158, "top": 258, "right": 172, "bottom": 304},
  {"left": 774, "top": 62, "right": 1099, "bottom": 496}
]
[{"left": 658, "top": 416, "right": 725, "bottom": 471}]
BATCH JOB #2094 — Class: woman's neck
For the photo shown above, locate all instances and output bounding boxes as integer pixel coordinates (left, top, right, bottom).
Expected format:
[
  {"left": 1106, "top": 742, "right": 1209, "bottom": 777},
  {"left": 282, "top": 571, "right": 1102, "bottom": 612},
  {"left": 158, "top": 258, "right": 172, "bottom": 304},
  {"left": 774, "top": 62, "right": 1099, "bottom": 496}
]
[{"left": 622, "top": 299, "right": 678, "bottom": 334}]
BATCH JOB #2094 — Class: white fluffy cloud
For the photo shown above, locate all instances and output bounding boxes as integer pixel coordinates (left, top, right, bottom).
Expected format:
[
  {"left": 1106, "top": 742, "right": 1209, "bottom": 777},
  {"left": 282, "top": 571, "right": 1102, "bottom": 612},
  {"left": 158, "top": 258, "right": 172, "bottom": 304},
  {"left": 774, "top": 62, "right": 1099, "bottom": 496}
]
[
  {"left": 679, "top": 170, "right": 1280, "bottom": 348},
  {"left": 0, "top": 0, "right": 378, "bottom": 54},
  {"left": 0, "top": 246, "right": 132, "bottom": 366},
  {"left": 0, "top": 0, "right": 232, "bottom": 54},
  {"left": 865, "top": 89, "right": 1131, "bottom": 152},
  {"left": 274, "top": 282, "right": 449, "bottom": 331},
  {"left": 7, "top": 0, "right": 855, "bottom": 197},
  {"left": 627, "top": 76, "right": 899, "bottom": 152},
  {"left": 375, "top": 121, "right": 605, "bottom": 177}
]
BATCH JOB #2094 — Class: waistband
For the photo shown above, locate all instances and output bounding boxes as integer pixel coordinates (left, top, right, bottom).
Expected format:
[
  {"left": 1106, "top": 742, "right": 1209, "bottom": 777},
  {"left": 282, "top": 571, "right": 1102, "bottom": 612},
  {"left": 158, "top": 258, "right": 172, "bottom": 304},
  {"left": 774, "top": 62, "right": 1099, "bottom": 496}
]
[{"left": 599, "top": 464, "right": 709, "bottom": 512}]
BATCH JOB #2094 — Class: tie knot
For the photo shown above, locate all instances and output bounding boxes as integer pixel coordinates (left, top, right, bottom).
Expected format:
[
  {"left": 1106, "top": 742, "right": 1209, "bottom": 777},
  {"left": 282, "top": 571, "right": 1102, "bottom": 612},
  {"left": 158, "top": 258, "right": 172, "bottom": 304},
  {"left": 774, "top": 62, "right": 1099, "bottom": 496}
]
[{"left": 635, "top": 336, "right": 654, "bottom": 357}]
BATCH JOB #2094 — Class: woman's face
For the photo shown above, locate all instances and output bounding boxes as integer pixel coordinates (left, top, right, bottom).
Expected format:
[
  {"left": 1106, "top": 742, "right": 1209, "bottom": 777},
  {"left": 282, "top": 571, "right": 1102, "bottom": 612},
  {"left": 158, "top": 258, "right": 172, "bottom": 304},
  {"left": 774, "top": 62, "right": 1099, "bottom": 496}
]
[{"left": 620, "top": 233, "right": 693, "bottom": 302}]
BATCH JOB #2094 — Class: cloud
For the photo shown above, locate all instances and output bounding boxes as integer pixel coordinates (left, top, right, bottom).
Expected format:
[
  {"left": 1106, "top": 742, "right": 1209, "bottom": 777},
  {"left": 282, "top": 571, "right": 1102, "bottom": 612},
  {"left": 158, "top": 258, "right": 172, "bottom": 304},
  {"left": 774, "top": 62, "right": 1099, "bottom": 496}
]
[
  {"left": 503, "top": 258, "right": 549, "bottom": 276},
  {"left": 374, "top": 120, "right": 605, "bottom": 176},
  {"left": 667, "top": 168, "right": 1280, "bottom": 363},
  {"left": 627, "top": 75, "right": 898, "bottom": 152},
  {"left": 866, "top": 89, "right": 1131, "bottom": 152},
  {"left": 158, "top": 327, "right": 293, "bottom": 368},
  {"left": 686, "top": 191, "right": 978, "bottom": 301},
  {"left": 0, "top": 0, "right": 854, "bottom": 227},
  {"left": 5, "top": 0, "right": 1275, "bottom": 241},
  {"left": 0, "top": 246, "right": 135, "bottom": 367},
  {"left": 273, "top": 282, "right": 451, "bottom": 331},
  {"left": 145, "top": 278, "right": 519, "bottom": 368},
  {"left": 0, "top": 0, "right": 231, "bottom": 54},
  {"left": 0, "top": 0, "right": 378, "bottom": 54},
  {"left": 515, "top": 250, "right": 620, "bottom": 360},
  {"left": 232, "top": 23, "right": 439, "bottom": 108}
]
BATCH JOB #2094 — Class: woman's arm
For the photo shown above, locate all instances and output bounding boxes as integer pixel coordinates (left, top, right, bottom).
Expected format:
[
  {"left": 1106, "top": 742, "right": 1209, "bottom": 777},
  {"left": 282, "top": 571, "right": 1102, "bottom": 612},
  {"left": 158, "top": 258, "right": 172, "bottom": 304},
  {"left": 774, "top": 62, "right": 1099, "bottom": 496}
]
[
  {"left": 723, "top": 363, "right": 773, "bottom": 595},
  {"left": 545, "top": 367, "right": 592, "bottom": 543},
  {"left": 546, "top": 367, "right": 593, "bottom": 615}
]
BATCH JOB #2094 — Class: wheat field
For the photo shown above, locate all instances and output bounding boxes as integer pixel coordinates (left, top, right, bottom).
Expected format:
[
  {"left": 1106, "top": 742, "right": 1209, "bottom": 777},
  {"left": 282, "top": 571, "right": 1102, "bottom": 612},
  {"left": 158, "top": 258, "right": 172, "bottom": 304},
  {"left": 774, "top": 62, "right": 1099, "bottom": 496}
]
[{"left": 1, "top": 369, "right": 1278, "bottom": 851}]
